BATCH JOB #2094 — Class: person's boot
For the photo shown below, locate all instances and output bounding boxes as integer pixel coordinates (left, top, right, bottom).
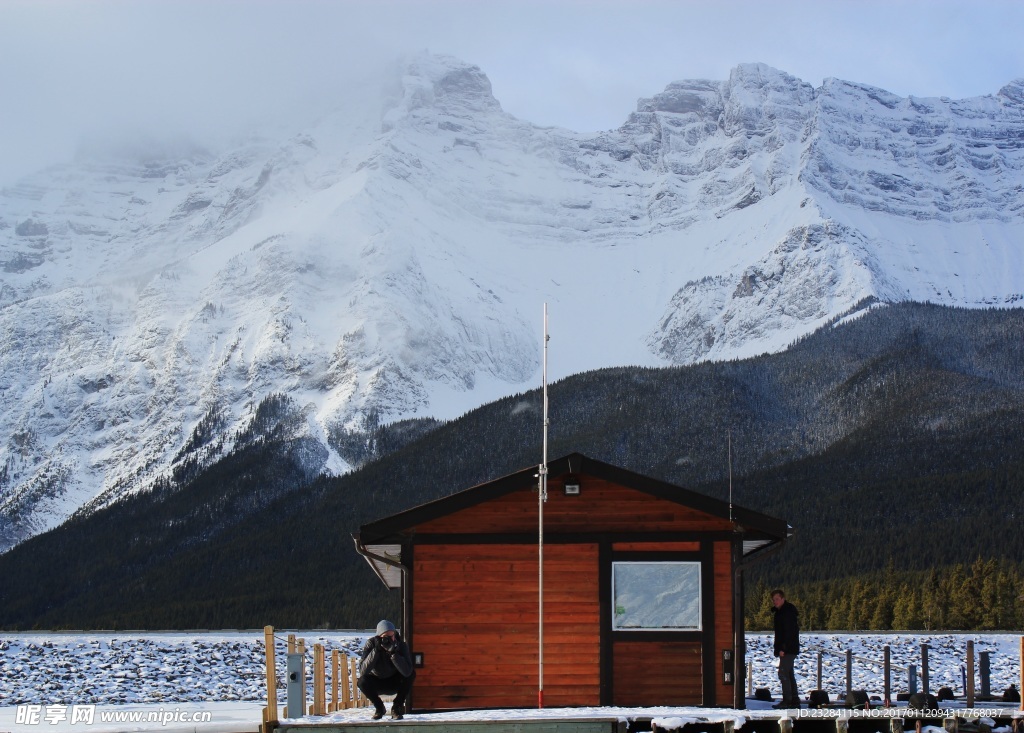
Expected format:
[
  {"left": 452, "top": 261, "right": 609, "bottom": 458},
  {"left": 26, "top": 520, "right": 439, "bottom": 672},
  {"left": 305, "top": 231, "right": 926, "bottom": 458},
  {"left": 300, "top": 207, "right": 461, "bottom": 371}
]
[
  {"left": 390, "top": 702, "right": 405, "bottom": 720},
  {"left": 371, "top": 705, "right": 385, "bottom": 720}
]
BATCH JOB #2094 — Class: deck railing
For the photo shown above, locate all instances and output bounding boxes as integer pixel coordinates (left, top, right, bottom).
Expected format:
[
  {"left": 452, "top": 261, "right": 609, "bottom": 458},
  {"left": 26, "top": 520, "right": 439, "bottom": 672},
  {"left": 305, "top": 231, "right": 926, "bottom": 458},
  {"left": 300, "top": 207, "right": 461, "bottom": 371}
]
[
  {"left": 748, "top": 636, "right": 1024, "bottom": 710},
  {"left": 262, "top": 625, "right": 368, "bottom": 728}
]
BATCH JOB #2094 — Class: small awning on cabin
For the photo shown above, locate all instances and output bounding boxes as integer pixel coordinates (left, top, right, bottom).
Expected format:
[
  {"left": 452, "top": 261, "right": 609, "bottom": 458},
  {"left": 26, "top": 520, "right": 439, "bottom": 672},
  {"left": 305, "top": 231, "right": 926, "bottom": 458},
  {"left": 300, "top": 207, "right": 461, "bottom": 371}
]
[
  {"left": 355, "top": 452, "right": 791, "bottom": 588},
  {"left": 353, "top": 541, "right": 404, "bottom": 589}
]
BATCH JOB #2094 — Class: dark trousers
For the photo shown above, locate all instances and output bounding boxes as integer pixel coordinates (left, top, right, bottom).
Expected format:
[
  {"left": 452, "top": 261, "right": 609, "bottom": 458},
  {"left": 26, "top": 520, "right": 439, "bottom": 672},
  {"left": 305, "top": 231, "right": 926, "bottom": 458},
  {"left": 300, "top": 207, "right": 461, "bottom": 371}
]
[
  {"left": 778, "top": 654, "right": 799, "bottom": 703},
  {"left": 358, "top": 672, "right": 415, "bottom": 711}
]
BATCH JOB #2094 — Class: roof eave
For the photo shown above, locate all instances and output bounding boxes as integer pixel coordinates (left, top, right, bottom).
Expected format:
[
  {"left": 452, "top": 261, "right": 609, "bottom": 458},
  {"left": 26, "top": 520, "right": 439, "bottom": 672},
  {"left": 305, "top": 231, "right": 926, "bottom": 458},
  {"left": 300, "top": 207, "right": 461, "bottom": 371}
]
[{"left": 357, "top": 452, "right": 790, "bottom": 546}]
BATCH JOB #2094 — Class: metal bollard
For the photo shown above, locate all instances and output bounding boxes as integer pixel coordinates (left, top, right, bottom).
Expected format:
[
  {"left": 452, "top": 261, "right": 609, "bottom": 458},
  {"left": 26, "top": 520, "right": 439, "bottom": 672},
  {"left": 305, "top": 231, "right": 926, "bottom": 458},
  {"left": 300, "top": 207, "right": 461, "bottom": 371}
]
[
  {"left": 286, "top": 652, "right": 306, "bottom": 719},
  {"left": 909, "top": 664, "right": 918, "bottom": 695}
]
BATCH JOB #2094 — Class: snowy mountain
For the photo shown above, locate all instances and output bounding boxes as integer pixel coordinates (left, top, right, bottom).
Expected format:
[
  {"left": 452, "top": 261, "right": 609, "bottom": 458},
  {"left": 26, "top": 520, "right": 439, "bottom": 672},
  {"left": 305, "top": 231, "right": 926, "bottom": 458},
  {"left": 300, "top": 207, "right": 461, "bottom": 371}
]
[{"left": 2, "top": 54, "right": 1023, "bottom": 551}]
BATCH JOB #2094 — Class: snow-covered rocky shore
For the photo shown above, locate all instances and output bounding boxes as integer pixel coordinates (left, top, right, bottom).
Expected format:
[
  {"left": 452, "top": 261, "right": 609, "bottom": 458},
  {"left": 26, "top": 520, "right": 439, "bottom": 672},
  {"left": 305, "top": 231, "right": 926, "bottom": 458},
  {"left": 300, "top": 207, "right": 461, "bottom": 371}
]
[
  {"left": 746, "top": 633, "right": 1022, "bottom": 699},
  {"left": 0, "top": 631, "right": 1020, "bottom": 707}
]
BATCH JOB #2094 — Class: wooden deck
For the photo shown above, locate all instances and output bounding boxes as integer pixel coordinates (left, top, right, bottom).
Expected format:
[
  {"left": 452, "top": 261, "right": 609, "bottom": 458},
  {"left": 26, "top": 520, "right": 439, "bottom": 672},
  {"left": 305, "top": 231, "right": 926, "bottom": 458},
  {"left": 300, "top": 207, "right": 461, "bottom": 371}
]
[
  {"left": 268, "top": 706, "right": 1024, "bottom": 733},
  {"left": 273, "top": 718, "right": 630, "bottom": 733}
]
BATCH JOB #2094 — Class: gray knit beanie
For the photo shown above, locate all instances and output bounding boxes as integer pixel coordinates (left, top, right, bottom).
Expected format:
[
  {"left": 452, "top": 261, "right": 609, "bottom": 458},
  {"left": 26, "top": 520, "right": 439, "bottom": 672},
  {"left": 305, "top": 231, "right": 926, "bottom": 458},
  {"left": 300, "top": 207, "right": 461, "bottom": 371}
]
[{"left": 375, "top": 619, "right": 396, "bottom": 636}]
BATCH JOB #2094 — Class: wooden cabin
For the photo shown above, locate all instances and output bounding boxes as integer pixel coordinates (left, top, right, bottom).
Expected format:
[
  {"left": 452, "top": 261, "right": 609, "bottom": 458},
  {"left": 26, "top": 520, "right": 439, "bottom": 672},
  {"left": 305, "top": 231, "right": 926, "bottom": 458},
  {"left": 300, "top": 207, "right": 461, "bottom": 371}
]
[{"left": 354, "top": 452, "right": 789, "bottom": 711}]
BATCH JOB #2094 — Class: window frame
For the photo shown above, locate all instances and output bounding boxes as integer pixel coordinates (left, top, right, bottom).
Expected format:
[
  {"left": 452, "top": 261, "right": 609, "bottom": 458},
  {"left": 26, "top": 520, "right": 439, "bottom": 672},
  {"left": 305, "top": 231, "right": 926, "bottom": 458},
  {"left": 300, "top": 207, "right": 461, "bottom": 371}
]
[{"left": 610, "top": 560, "right": 703, "bottom": 632}]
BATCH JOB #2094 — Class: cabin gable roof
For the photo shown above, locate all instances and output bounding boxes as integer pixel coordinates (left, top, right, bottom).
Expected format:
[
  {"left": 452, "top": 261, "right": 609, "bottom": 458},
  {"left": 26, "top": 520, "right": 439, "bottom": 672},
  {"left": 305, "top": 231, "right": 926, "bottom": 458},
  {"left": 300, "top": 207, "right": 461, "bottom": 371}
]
[{"left": 356, "top": 452, "right": 789, "bottom": 555}]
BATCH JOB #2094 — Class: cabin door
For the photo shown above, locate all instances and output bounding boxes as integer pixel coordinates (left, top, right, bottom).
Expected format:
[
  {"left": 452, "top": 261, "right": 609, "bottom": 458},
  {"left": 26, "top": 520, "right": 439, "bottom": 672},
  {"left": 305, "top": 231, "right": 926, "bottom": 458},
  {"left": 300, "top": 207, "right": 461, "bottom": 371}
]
[{"left": 606, "top": 544, "right": 711, "bottom": 706}]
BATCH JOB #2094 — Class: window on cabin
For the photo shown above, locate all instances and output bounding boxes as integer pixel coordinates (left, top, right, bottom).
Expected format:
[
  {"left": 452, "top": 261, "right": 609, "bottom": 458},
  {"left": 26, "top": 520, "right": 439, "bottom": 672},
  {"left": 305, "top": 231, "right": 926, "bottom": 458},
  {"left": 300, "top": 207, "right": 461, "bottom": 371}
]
[{"left": 611, "top": 561, "right": 702, "bottom": 631}]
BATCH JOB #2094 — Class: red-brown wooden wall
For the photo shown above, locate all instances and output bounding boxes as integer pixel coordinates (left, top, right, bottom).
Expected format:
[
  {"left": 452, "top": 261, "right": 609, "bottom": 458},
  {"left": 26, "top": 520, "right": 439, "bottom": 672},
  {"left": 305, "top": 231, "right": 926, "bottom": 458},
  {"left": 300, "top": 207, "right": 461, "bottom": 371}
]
[
  {"left": 412, "top": 542, "right": 601, "bottom": 709},
  {"left": 404, "top": 472, "right": 740, "bottom": 709},
  {"left": 612, "top": 640, "right": 702, "bottom": 705},
  {"left": 414, "top": 476, "right": 735, "bottom": 535}
]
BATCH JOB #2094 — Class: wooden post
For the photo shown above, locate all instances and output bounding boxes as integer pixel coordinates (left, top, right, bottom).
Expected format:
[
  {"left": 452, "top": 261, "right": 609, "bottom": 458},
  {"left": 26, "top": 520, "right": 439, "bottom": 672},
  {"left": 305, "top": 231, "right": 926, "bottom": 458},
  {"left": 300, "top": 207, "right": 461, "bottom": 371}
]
[
  {"left": 313, "top": 644, "right": 325, "bottom": 716},
  {"left": 979, "top": 651, "right": 991, "bottom": 699},
  {"left": 357, "top": 654, "right": 366, "bottom": 707},
  {"left": 297, "top": 639, "right": 307, "bottom": 716},
  {"left": 817, "top": 651, "right": 823, "bottom": 692},
  {"left": 331, "top": 650, "right": 339, "bottom": 712},
  {"left": 921, "top": 644, "right": 930, "bottom": 695},
  {"left": 1020, "top": 636, "right": 1023, "bottom": 712},
  {"left": 884, "top": 645, "right": 892, "bottom": 706},
  {"left": 341, "top": 653, "right": 352, "bottom": 709},
  {"left": 748, "top": 658, "right": 753, "bottom": 698},
  {"left": 966, "top": 640, "right": 975, "bottom": 707},
  {"left": 288, "top": 634, "right": 296, "bottom": 655},
  {"left": 264, "top": 626, "right": 278, "bottom": 728},
  {"left": 350, "top": 654, "right": 362, "bottom": 706},
  {"left": 846, "top": 649, "right": 853, "bottom": 699}
]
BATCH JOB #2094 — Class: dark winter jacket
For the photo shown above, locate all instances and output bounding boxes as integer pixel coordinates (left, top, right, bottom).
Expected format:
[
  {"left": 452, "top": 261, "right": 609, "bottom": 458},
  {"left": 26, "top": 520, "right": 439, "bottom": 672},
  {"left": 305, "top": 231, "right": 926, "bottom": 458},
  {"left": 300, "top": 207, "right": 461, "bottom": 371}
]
[
  {"left": 358, "top": 632, "right": 414, "bottom": 680},
  {"left": 772, "top": 600, "right": 800, "bottom": 656}
]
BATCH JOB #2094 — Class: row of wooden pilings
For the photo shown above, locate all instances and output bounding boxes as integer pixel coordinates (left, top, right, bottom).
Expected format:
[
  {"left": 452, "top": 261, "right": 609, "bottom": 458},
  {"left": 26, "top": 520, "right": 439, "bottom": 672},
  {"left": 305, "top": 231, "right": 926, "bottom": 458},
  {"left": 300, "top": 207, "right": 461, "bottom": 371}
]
[
  {"left": 749, "top": 638, "right": 1024, "bottom": 708},
  {"left": 262, "top": 625, "right": 367, "bottom": 727}
]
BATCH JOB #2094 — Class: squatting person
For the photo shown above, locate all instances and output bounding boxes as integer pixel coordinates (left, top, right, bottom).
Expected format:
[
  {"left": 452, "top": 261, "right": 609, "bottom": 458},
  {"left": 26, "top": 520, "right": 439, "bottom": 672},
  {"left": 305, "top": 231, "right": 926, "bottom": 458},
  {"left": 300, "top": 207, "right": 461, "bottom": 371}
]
[
  {"left": 357, "top": 620, "right": 416, "bottom": 719},
  {"left": 771, "top": 588, "right": 801, "bottom": 708}
]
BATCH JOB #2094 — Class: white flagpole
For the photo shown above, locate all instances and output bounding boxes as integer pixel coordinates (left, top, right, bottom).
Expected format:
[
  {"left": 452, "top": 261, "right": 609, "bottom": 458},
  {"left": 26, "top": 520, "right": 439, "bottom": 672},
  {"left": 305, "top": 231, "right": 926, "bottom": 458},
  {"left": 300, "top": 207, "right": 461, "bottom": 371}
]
[{"left": 539, "top": 303, "right": 549, "bottom": 708}]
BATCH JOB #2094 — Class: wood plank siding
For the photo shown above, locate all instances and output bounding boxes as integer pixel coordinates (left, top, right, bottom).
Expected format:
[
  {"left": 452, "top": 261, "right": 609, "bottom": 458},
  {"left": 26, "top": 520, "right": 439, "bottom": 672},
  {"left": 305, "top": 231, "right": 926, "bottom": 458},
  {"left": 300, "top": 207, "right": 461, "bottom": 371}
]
[
  {"left": 612, "top": 541, "right": 700, "bottom": 552},
  {"left": 411, "top": 543, "right": 601, "bottom": 710},
  {"left": 612, "top": 640, "right": 702, "bottom": 706},
  {"left": 414, "top": 475, "right": 734, "bottom": 536}
]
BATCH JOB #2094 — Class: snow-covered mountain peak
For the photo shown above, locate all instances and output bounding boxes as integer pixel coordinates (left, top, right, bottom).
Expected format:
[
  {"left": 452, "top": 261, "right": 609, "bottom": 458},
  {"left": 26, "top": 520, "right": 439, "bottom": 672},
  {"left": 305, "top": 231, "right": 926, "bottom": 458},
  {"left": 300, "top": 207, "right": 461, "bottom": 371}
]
[
  {"left": 725, "top": 62, "right": 814, "bottom": 101},
  {"left": 383, "top": 53, "right": 501, "bottom": 131},
  {"left": 2, "top": 54, "right": 1023, "bottom": 552},
  {"left": 633, "top": 63, "right": 815, "bottom": 134},
  {"left": 998, "top": 78, "right": 1024, "bottom": 103},
  {"left": 637, "top": 78, "right": 721, "bottom": 116},
  {"left": 411, "top": 53, "right": 497, "bottom": 103}
]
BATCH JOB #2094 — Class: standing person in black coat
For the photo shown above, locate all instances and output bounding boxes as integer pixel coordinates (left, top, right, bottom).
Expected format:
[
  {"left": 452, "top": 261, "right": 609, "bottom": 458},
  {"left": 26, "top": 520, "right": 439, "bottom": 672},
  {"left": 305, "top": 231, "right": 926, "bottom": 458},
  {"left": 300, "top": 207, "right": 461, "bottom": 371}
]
[
  {"left": 771, "top": 589, "right": 801, "bottom": 708},
  {"left": 357, "top": 620, "right": 416, "bottom": 719}
]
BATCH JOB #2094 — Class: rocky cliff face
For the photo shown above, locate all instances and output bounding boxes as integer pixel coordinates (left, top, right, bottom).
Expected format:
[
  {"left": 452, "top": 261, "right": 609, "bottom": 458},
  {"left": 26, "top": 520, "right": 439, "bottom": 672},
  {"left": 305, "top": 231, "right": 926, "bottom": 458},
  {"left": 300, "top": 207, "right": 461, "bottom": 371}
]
[{"left": 1, "top": 54, "right": 1022, "bottom": 550}]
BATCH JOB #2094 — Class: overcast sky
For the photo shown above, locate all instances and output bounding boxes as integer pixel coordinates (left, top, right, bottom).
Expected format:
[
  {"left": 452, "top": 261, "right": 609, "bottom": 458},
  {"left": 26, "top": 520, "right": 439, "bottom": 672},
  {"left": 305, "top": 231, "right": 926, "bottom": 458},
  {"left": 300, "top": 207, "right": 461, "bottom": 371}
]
[{"left": 2, "top": 0, "right": 1023, "bottom": 188}]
